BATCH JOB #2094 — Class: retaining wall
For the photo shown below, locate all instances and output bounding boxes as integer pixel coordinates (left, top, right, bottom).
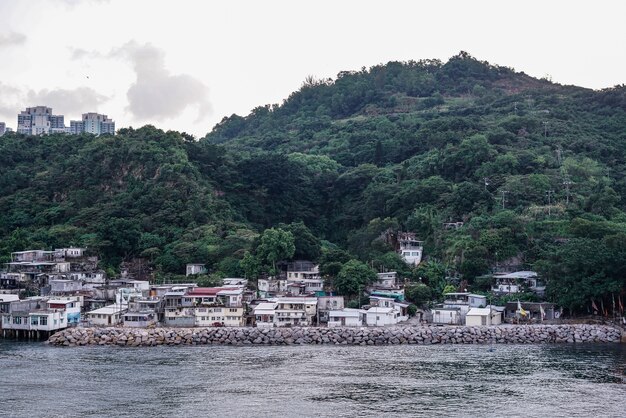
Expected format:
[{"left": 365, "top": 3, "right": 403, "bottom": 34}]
[{"left": 47, "top": 324, "right": 623, "bottom": 347}]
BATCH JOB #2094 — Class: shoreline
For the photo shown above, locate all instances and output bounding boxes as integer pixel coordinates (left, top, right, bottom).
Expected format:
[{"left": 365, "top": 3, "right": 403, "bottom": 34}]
[{"left": 46, "top": 324, "right": 624, "bottom": 347}]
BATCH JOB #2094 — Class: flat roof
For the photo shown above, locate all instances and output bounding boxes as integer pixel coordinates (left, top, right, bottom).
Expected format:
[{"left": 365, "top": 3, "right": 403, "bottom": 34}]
[
  {"left": 254, "top": 302, "right": 277, "bottom": 311},
  {"left": 88, "top": 305, "right": 126, "bottom": 315},
  {"left": 47, "top": 299, "right": 74, "bottom": 305},
  {"left": 276, "top": 297, "right": 317, "bottom": 303},
  {"left": 367, "top": 307, "right": 394, "bottom": 313},
  {"left": 467, "top": 308, "right": 493, "bottom": 316}
]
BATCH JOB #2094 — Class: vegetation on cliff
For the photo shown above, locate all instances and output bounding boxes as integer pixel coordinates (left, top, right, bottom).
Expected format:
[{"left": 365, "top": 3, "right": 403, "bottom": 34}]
[{"left": 2, "top": 52, "right": 625, "bottom": 314}]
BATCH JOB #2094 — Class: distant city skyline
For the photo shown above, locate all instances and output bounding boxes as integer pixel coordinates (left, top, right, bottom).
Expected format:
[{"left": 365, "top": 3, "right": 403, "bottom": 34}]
[{"left": 0, "top": 0, "right": 624, "bottom": 137}]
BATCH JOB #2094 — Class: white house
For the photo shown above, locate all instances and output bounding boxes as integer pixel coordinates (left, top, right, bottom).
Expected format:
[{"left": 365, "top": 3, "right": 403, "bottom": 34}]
[
  {"left": 328, "top": 308, "right": 365, "bottom": 327},
  {"left": 186, "top": 263, "right": 207, "bottom": 276},
  {"left": 364, "top": 307, "right": 401, "bottom": 326},
  {"left": 123, "top": 311, "right": 158, "bottom": 328},
  {"left": 47, "top": 298, "right": 81, "bottom": 325},
  {"left": 274, "top": 297, "right": 318, "bottom": 326},
  {"left": 397, "top": 232, "right": 423, "bottom": 265},
  {"left": 86, "top": 304, "right": 126, "bottom": 326},
  {"left": 254, "top": 302, "right": 278, "bottom": 328},
  {"left": 431, "top": 307, "right": 462, "bottom": 325},
  {"left": 465, "top": 307, "right": 502, "bottom": 326},
  {"left": 374, "top": 272, "right": 398, "bottom": 288},
  {"left": 492, "top": 271, "right": 546, "bottom": 296}
]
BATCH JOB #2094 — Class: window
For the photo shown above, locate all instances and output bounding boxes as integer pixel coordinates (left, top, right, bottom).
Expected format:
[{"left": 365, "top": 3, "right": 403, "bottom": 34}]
[
  {"left": 31, "top": 317, "right": 39, "bottom": 325},
  {"left": 13, "top": 316, "right": 21, "bottom": 324}
]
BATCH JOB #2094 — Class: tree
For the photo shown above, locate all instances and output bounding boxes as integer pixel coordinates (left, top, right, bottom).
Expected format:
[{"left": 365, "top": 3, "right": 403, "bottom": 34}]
[
  {"left": 256, "top": 228, "right": 295, "bottom": 275},
  {"left": 406, "top": 284, "right": 433, "bottom": 307},
  {"left": 280, "top": 221, "right": 322, "bottom": 261},
  {"left": 240, "top": 251, "right": 260, "bottom": 279},
  {"left": 333, "top": 259, "right": 376, "bottom": 297}
]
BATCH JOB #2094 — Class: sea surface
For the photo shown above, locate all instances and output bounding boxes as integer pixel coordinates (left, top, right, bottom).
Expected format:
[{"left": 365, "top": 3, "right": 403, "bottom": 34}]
[{"left": 0, "top": 339, "right": 625, "bottom": 417}]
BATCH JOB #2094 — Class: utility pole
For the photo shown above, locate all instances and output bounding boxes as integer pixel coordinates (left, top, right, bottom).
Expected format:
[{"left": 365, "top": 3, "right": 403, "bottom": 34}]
[
  {"left": 562, "top": 179, "right": 572, "bottom": 205},
  {"left": 546, "top": 190, "right": 555, "bottom": 216},
  {"left": 542, "top": 121, "right": 548, "bottom": 138},
  {"left": 500, "top": 190, "right": 509, "bottom": 210},
  {"left": 556, "top": 146, "right": 562, "bottom": 166}
]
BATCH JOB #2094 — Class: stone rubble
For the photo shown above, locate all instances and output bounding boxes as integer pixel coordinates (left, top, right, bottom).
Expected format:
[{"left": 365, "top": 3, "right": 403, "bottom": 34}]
[{"left": 46, "top": 324, "right": 623, "bottom": 347}]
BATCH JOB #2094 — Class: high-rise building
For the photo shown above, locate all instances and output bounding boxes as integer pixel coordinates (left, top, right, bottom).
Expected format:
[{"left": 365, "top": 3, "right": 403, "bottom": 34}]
[
  {"left": 71, "top": 113, "right": 115, "bottom": 135},
  {"left": 17, "top": 106, "right": 68, "bottom": 135},
  {"left": 0, "top": 122, "right": 6, "bottom": 136},
  {"left": 70, "top": 120, "right": 84, "bottom": 135}
]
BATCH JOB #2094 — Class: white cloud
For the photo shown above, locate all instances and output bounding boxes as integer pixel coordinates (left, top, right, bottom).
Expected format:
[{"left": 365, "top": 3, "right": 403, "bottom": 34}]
[
  {"left": 27, "top": 87, "right": 109, "bottom": 115},
  {"left": 0, "top": 32, "right": 26, "bottom": 48},
  {"left": 111, "top": 41, "right": 212, "bottom": 122}
]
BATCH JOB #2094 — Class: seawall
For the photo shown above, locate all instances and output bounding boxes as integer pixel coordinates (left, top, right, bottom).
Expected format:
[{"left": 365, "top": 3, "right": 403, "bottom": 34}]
[{"left": 47, "top": 324, "right": 623, "bottom": 347}]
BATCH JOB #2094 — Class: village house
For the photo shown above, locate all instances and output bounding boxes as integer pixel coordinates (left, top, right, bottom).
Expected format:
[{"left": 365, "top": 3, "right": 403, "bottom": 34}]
[
  {"left": 86, "top": 304, "right": 127, "bottom": 326},
  {"left": 504, "top": 302, "right": 556, "bottom": 322},
  {"left": 430, "top": 292, "right": 488, "bottom": 325},
  {"left": 492, "top": 271, "right": 546, "bottom": 296},
  {"left": 1, "top": 296, "right": 80, "bottom": 337},
  {"left": 257, "top": 277, "right": 287, "bottom": 297},
  {"left": 222, "top": 278, "right": 248, "bottom": 287},
  {"left": 431, "top": 307, "right": 463, "bottom": 325},
  {"left": 328, "top": 308, "right": 365, "bottom": 327},
  {"left": 123, "top": 296, "right": 163, "bottom": 327},
  {"left": 316, "top": 295, "right": 345, "bottom": 324},
  {"left": 163, "top": 287, "right": 245, "bottom": 327},
  {"left": 186, "top": 263, "right": 207, "bottom": 276},
  {"left": 123, "top": 311, "right": 158, "bottom": 328},
  {"left": 373, "top": 271, "right": 400, "bottom": 289},
  {"left": 397, "top": 232, "right": 424, "bottom": 265},
  {"left": 465, "top": 307, "right": 502, "bottom": 326},
  {"left": 281, "top": 260, "right": 325, "bottom": 294},
  {"left": 274, "top": 297, "right": 318, "bottom": 327},
  {"left": 364, "top": 307, "right": 400, "bottom": 326},
  {"left": 253, "top": 301, "right": 278, "bottom": 328}
]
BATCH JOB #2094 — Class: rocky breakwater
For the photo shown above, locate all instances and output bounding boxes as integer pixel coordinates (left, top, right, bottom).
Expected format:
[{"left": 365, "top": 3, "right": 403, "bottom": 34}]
[{"left": 47, "top": 324, "right": 623, "bottom": 347}]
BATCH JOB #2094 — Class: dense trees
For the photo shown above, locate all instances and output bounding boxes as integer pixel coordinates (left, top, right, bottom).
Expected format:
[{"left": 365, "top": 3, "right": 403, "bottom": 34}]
[{"left": 2, "top": 53, "right": 626, "bottom": 315}]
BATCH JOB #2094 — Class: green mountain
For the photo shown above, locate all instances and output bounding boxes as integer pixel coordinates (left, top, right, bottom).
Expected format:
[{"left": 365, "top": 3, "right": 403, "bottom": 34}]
[{"left": 2, "top": 52, "right": 625, "bottom": 313}]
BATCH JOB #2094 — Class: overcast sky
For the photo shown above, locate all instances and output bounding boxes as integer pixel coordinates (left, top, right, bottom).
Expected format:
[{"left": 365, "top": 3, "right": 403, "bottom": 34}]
[{"left": 0, "top": 0, "right": 624, "bottom": 137}]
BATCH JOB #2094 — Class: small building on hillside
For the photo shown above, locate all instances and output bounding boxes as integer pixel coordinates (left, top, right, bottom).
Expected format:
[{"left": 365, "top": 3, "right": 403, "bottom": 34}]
[
  {"left": 186, "top": 263, "right": 207, "bottom": 276},
  {"left": 492, "top": 271, "right": 546, "bottom": 296},
  {"left": 397, "top": 232, "right": 423, "bottom": 266}
]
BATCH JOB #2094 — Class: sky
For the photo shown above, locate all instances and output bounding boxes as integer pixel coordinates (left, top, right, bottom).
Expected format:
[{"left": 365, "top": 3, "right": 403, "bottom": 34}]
[{"left": 0, "top": 0, "right": 624, "bottom": 137}]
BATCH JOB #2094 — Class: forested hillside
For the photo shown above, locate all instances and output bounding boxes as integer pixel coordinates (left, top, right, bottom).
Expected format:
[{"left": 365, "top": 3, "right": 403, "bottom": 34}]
[{"left": 2, "top": 52, "right": 625, "bottom": 314}]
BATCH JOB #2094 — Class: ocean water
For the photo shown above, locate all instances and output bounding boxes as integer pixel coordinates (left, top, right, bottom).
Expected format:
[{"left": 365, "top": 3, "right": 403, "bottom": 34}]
[{"left": 0, "top": 339, "right": 624, "bottom": 417}]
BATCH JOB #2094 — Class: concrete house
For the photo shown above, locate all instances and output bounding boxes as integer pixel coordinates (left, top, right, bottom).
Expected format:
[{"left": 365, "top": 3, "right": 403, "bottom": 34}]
[
  {"left": 186, "top": 263, "right": 207, "bottom": 276},
  {"left": 465, "top": 307, "right": 502, "bottom": 326},
  {"left": 316, "top": 295, "right": 345, "bottom": 324},
  {"left": 328, "top": 308, "right": 365, "bottom": 327},
  {"left": 86, "top": 304, "right": 126, "bottom": 326},
  {"left": 492, "top": 271, "right": 546, "bottom": 296},
  {"left": 254, "top": 302, "right": 278, "bottom": 328},
  {"left": 274, "top": 297, "right": 318, "bottom": 327}
]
